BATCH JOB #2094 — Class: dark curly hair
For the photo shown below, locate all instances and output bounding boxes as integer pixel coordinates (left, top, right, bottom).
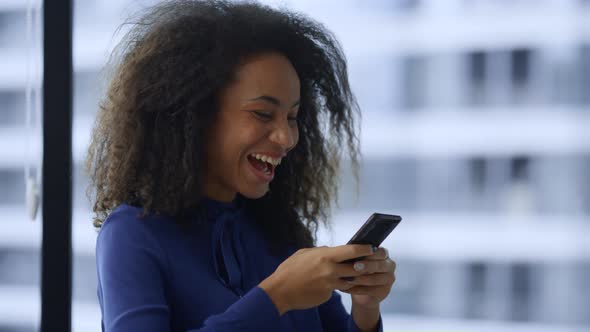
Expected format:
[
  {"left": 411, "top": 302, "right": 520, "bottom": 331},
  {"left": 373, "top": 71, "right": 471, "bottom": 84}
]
[{"left": 86, "top": 0, "right": 360, "bottom": 253}]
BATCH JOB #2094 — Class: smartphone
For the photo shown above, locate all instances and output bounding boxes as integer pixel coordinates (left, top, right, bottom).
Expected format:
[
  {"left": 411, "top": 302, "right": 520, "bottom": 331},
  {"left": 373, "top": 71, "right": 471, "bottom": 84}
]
[{"left": 342, "top": 213, "right": 401, "bottom": 264}]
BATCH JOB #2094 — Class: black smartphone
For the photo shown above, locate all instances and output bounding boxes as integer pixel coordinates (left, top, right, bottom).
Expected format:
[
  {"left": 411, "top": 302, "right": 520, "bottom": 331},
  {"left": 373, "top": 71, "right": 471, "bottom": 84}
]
[{"left": 342, "top": 213, "right": 401, "bottom": 264}]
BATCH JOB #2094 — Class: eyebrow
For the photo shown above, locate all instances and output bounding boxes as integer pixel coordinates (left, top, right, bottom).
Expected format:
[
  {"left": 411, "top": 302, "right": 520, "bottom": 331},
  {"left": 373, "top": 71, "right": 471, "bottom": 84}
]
[{"left": 247, "top": 95, "right": 300, "bottom": 108}]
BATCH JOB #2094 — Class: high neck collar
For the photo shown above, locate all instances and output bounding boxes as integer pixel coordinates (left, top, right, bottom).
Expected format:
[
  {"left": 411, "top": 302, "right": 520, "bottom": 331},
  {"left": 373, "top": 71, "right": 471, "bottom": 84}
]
[
  {"left": 200, "top": 195, "right": 243, "bottom": 221},
  {"left": 202, "top": 196, "right": 238, "bottom": 209}
]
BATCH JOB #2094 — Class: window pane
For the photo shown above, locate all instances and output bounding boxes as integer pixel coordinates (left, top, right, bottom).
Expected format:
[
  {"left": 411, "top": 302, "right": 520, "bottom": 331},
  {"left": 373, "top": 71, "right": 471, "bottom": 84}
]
[
  {"left": 0, "top": 1, "right": 42, "bottom": 331},
  {"left": 73, "top": 1, "right": 590, "bottom": 331}
]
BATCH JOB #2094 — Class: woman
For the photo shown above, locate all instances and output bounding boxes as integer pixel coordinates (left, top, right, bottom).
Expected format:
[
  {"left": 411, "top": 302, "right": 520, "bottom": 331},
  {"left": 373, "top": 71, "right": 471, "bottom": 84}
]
[{"left": 86, "top": 1, "right": 396, "bottom": 331}]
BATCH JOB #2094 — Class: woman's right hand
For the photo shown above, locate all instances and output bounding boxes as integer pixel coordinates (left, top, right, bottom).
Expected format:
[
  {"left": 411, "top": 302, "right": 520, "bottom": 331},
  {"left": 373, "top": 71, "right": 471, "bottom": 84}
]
[{"left": 258, "top": 244, "right": 376, "bottom": 315}]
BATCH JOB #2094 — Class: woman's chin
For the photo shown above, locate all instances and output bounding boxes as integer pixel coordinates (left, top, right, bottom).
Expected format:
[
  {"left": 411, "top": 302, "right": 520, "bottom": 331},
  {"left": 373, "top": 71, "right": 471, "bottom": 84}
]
[{"left": 239, "top": 185, "right": 269, "bottom": 200}]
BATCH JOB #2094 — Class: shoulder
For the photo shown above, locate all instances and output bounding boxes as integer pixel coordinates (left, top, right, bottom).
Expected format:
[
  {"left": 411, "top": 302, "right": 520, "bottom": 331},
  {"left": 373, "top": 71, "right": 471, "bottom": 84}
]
[
  {"left": 99, "top": 203, "right": 159, "bottom": 235},
  {"left": 96, "top": 204, "right": 173, "bottom": 255},
  {"left": 95, "top": 205, "right": 176, "bottom": 302}
]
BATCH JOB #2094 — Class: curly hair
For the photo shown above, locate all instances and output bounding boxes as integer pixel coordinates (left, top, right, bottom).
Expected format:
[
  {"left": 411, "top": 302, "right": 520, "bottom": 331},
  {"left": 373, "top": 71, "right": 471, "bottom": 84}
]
[{"left": 86, "top": 0, "right": 360, "bottom": 252}]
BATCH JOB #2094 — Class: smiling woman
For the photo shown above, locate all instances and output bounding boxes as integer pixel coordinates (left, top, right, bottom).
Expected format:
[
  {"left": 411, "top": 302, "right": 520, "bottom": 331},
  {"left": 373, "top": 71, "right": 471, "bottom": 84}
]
[{"left": 85, "top": 1, "right": 395, "bottom": 331}]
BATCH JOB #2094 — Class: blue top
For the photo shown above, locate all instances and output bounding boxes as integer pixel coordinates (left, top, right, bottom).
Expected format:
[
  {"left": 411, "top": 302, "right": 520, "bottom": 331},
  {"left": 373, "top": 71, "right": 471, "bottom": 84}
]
[{"left": 96, "top": 198, "right": 383, "bottom": 332}]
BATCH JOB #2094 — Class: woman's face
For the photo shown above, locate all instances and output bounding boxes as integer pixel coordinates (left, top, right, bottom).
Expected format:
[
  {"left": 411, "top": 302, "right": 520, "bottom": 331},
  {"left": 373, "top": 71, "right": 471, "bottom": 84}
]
[{"left": 203, "top": 52, "right": 300, "bottom": 202}]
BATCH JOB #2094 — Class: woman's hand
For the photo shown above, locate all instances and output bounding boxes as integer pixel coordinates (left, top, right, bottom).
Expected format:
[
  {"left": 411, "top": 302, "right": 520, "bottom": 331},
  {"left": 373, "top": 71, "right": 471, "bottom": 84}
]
[
  {"left": 340, "top": 247, "right": 396, "bottom": 310},
  {"left": 258, "top": 244, "right": 376, "bottom": 315}
]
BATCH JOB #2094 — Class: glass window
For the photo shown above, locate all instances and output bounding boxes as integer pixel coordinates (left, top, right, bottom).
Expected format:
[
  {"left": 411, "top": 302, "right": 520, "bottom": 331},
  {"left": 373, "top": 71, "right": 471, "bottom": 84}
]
[
  {"left": 0, "top": 1, "right": 42, "bottom": 331},
  {"left": 68, "top": 1, "right": 590, "bottom": 331}
]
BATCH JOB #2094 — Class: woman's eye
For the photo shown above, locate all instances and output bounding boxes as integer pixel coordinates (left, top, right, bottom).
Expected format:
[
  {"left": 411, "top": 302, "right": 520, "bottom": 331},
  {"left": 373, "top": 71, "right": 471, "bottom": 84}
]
[
  {"left": 253, "top": 111, "right": 272, "bottom": 120},
  {"left": 252, "top": 111, "right": 297, "bottom": 125}
]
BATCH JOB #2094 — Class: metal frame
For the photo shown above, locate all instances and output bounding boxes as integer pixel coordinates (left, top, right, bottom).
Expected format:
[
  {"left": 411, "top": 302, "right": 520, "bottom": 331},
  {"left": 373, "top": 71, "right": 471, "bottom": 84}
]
[{"left": 41, "top": 0, "right": 73, "bottom": 331}]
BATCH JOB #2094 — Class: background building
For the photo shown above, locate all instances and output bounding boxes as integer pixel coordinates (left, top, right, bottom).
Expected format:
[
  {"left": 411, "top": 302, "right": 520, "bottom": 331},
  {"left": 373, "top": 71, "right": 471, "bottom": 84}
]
[{"left": 0, "top": 0, "right": 589, "bottom": 331}]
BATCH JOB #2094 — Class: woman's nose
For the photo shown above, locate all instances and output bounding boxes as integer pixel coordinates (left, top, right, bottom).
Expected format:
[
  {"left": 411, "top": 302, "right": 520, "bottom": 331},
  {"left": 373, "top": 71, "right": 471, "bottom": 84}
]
[{"left": 269, "top": 120, "right": 297, "bottom": 150}]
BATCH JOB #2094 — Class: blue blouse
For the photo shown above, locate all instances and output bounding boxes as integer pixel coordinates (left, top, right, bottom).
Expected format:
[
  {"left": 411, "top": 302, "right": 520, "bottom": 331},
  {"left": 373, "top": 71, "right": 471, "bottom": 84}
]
[{"left": 96, "top": 198, "right": 384, "bottom": 331}]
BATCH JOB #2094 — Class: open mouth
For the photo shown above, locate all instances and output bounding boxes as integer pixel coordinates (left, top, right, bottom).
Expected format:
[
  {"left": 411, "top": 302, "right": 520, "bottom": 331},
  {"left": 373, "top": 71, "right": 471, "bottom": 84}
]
[{"left": 247, "top": 154, "right": 275, "bottom": 180}]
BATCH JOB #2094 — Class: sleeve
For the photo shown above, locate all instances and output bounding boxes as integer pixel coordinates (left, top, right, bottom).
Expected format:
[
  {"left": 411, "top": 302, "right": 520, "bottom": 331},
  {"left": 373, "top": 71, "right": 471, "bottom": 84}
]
[
  {"left": 318, "top": 291, "right": 383, "bottom": 332},
  {"left": 200, "top": 286, "right": 282, "bottom": 331},
  {"left": 96, "top": 212, "right": 283, "bottom": 332}
]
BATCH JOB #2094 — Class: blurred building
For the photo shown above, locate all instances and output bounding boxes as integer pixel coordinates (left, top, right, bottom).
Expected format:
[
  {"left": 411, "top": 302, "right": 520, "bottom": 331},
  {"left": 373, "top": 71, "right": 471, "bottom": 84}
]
[{"left": 0, "top": 0, "right": 589, "bottom": 331}]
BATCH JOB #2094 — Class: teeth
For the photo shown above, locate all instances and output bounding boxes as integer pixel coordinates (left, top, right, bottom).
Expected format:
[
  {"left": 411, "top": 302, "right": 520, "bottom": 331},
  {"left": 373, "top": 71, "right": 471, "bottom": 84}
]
[{"left": 251, "top": 153, "right": 281, "bottom": 166}]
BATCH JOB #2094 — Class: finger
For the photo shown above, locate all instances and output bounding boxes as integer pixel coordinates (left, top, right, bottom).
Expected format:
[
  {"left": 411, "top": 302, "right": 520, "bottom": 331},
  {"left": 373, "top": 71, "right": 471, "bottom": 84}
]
[
  {"left": 331, "top": 261, "right": 361, "bottom": 277},
  {"left": 332, "top": 265, "right": 378, "bottom": 287},
  {"left": 332, "top": 261, "right": 387, "bottom": 281},
  {"left": 327, "top": 244, "right": 375, "bottom": 263},
  {"left": 350, "top": 259, "right": 396, "bottom": 274},
  {"left": 345, "top": 272, "right": 394, "bottom": 287},
  {"left": 333, "top": 278, "right": 356, "bottom": 292},
  {"left": 364, "top": 247, "right": 388, "bottom": 261},
  {"left": 342, "top": 285, "right": 390, "bottom": 298},
  {"left": 333, "top": 260, "right": 376, "bottom": 279}
]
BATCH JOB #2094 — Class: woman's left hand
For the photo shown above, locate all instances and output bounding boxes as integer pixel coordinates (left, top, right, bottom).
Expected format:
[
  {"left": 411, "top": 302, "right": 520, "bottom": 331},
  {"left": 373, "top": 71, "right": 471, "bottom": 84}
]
[{"left": 339, "top": 247, "right": 396, "bottom": 309}]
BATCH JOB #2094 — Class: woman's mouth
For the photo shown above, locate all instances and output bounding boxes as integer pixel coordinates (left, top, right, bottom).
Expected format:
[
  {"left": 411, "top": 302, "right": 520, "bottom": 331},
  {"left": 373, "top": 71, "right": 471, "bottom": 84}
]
[{"left": 247, "top": 153, "right": 280, "bottom": 182}]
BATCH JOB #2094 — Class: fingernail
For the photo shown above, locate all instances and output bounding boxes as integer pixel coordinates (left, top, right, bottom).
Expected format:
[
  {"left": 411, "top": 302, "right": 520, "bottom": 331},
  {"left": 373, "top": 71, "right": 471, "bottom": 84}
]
[
  {"left": 354, "top": 262, "right": 365, "bottom": 271},
  {"left": 371, "top": 246, "right": 378, "bottom": 253},
  {"left": 384, "top": 248, "right": 389, "bottom": 259}
]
